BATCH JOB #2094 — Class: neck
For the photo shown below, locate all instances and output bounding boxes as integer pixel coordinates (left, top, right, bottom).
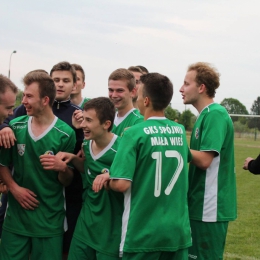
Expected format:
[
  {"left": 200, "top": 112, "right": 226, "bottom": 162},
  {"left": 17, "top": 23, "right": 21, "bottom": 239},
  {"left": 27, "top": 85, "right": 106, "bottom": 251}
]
[
  {"left": 143, "top": 108, "right": 165, "bottom": 120},
  {"left": 92, "top": 132, "right": 114, "bottom": 151},
  {"left": 31, "top": 108, "right": 55, "bottom": 126},
  {"left": 70, "top": 93, "right": 83, "bottom": 106},
  {"left": 132, "top": 100, "right": 138, "bottom": 109},
  {"left": 118, "top": 104, "right": 134, "bottom": 117},
  {"left": 193, "top": 97, "right": 214, "bottom": 113}
]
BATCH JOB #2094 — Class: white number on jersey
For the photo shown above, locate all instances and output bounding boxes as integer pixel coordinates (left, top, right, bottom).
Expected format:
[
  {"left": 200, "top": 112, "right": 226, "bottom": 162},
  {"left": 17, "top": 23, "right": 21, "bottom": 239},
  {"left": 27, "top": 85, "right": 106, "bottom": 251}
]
[{"left": 152, "top": 151, "right": 183, "bottom": 197}]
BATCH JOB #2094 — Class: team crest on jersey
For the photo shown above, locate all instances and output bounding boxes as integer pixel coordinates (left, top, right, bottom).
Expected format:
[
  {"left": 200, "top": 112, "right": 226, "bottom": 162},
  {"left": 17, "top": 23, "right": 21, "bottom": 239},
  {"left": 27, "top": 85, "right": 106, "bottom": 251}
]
[
  {"left": 44, "top": 150, "right": 54, "bottom": 155},
  {"left": 195, "top": 127, "right": 200, "bottom": 139},
  {"left": 17, "top": 144, "right": 26, "bottom": 156},
  {"left": 101, "top": 168, "right": 109, "bottom": 174}
]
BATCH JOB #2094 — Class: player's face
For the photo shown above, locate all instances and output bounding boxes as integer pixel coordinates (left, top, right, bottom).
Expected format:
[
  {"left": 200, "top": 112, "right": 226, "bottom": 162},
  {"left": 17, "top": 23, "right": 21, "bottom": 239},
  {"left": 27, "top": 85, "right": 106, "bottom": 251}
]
[
  {"left": 52, "top": 71, "right": 75, "bottom": 101},
  {"left": 179, "top": 70, "right": 200, "bottom": 105},
  {"left": 132, "top": 71, "right": 142, "bottom": 99},
  {"left": 0, "top": 90, "right": 16, "bottom": 124},
  {"left": 22, "top": 83, "right": 44, "bottom": 116},
  {"left": 108, "top": 80, "right": 134, "bottom": 111},
  {"left": 80, "top": 109, "right": 106, "bottom": 140},
  {"left": 71, "top": 70, "right": 85, "bottom": 95},
  {"left": 136, "top": 84, "right": 145, "bottom": 116}
]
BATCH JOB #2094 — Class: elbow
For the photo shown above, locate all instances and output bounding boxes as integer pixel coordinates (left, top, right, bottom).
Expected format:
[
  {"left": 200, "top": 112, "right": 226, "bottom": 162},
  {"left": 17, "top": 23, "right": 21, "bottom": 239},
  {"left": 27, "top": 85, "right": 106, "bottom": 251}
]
[{"left": 110, "top": 179, "right": 131, "bottom": 193}]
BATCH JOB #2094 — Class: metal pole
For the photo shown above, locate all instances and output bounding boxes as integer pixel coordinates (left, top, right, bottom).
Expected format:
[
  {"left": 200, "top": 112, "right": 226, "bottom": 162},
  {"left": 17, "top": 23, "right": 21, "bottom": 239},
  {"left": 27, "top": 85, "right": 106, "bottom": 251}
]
[{"left": 8, "top": 50, "right": 17, "bottom": 79}]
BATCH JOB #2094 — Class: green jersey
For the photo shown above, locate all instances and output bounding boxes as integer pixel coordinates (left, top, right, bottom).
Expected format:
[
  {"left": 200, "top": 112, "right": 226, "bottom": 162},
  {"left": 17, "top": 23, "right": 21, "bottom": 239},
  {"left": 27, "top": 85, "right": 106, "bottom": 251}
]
[
  {"left": 189, "top": 103, "right": 237, "bottom": 222},
  {"left": 112, "top": 108, "right": 143, "bottom": 136},
  {"left": 0, "top": 115, "right": 76, "bottom": 237},
  {"left": 78, "top": 97, "right": 91, "bottom": 109},
  {"left": 73, "top": 134, "right": 124, "bottom": 257},
  {"left": 110, "top": 117, "right": 192, "bottom": 255}
]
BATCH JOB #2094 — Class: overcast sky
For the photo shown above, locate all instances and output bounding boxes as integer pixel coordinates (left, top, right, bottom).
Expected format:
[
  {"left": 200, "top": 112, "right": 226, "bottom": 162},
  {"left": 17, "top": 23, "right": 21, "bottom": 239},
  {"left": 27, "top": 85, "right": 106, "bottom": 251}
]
[{"left": 1, "top": 0, "right": 259, "bottom": 115}]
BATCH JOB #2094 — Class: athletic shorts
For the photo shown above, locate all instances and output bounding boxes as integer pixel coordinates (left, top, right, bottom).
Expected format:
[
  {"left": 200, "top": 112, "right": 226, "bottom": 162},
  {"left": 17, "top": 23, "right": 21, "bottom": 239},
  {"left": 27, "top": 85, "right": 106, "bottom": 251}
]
[
  {"left": 122, "top": 248, "right": 188, "bottom": 260},
  {"left": 68, "top": 236, "right": 120, "bottom": 260},
  {"left": 188, "top": 220, "right": 229, "bottom": 260},
  {"left": 0, "top": 229, "right": 63, "bottom": 260}
]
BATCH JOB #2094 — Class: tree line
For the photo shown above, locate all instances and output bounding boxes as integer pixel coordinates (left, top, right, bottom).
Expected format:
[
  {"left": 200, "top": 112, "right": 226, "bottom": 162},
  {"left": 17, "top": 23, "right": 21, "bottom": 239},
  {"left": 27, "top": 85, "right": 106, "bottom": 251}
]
[{"left": 165, "top": 97, "right": 260, "bottom": 132}]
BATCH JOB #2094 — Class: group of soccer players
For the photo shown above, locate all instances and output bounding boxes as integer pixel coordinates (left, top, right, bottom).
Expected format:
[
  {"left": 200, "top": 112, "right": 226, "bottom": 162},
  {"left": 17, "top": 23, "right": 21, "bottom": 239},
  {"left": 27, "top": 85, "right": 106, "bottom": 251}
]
[{"left": 0, "top": 61, "right": 237, "bottom": 260}]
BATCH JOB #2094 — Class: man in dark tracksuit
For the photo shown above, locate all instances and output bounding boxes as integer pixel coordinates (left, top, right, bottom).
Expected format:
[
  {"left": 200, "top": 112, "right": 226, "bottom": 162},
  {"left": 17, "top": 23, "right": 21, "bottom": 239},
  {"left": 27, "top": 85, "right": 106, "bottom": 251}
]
[{"left": 0, "top": 63, "right": 84, "bottom": 257}]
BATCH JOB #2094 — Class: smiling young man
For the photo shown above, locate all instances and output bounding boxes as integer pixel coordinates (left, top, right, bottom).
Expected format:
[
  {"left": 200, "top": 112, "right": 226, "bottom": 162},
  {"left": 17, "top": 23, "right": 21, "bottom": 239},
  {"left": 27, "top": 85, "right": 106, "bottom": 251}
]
[
  {"left": 108, "top": 68, "right": 143, "bottom": 136},
  {"left": 109, "top": 73, "right": 192, "bottom": 260},
  {"left": 57, "top": 97, "right": 123, "bottom": 260},
  {"left": 0, "top": 71, "right": 76, "bottom": 260},
  {"left": 70, "top": 64, "right": 91, "bottom": 108},
  {"left": 179, "top": 62, "right": 237, "bottom": 259},
  {"left": 0, "top": 62, "right": 84, "bottom": 257}
]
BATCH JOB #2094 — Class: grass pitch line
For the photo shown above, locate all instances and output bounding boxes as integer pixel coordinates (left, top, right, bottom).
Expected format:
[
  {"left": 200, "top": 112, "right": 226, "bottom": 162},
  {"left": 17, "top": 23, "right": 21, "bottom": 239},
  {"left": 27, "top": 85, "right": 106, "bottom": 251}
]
[{"left": 225, "top": 252, "right": 260, "bottom": 260}]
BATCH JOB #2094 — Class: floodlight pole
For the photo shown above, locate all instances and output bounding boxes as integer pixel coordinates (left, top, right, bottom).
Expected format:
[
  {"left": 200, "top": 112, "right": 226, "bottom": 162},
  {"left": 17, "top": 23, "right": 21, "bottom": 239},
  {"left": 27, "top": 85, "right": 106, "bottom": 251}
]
[{"left": 8, "top": 50, "right": 17, "bottom": 79}]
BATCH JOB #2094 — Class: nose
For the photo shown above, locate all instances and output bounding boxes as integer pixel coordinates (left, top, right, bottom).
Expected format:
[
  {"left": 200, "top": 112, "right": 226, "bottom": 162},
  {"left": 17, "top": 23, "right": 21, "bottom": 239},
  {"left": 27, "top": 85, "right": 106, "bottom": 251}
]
[
  {"left": 110, "top": 91, "right": 117, "bottom": 99},
  {"left": 22, "top": 96, "right": 26, "bottom": 104},
  {"left": 179, "top": 85, "right": 184, "bottom": 93},
  {"left": 8, "top": 109, "right": 14, "bottom": 116},
  {"left": 55, "top": 80, "right": 63, "bottom": 88}
]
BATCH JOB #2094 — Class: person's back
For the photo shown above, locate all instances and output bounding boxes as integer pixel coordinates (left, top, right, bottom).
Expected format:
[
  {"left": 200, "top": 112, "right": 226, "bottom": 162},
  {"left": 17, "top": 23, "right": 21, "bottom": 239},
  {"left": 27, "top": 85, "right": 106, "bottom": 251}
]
[
  {"left": 109, "top": 73, "right": 191, "bottom": 260},
  {"left": 112, "top": 119, "right": 191, "bottom": 253}
]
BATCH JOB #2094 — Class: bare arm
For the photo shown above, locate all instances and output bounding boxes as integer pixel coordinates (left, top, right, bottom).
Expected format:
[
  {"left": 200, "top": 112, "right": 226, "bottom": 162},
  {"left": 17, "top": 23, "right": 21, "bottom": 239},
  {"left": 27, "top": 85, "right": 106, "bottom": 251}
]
[
  {"left": 0, "top": 127, "right": 16, "bottom": 148},
  {"left": 0, "top": 165, "right": 39, "bottom": 210},
  {"left": 190, "top": 150, "right": 216, "bottom": 170},
  {"left": 55, "top": 151, "right": 85, "bottom": 173},
  {"left": 108, "top": 179, "right": 131, "bottom": 193},
  {"left": 92, "top": 172, "right": 110, "bottom": 193},
  {"left": 39, "top": 154, "right": 74, "bottom": 187}
]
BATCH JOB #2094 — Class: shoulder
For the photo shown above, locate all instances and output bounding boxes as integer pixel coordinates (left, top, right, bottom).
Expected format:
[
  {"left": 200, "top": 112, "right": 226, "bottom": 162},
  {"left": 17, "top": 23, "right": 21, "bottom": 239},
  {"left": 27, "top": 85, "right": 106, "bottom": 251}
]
[
  {"left": 70, "top": 103, "right": 82, "bottom": 111},
  {"left": 202, "top": 103, "right": 231, "bottom": 122},
  {"left": 10, "top": 115, "right": 29, "bottom": 126},
  {"left": 54, "top": 118, "right": 75, "bottom": 137}
]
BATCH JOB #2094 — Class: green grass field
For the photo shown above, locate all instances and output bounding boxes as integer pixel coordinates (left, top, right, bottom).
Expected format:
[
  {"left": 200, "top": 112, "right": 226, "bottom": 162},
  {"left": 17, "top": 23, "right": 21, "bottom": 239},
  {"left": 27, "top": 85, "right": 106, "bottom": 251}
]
[{"left": 223, "top": 137, "right": 260, "bottom": 260}]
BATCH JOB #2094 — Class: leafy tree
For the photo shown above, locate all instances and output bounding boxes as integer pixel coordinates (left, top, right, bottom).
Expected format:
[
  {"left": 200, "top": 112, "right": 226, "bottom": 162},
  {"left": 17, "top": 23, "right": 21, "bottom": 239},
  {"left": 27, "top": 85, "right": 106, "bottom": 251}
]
[
  {"left": 15, "top": 89, "right": 23, "bottom": 108},
  {"left": 220, "top": 98, "right": 248, "bottom": 123},
  {"left": 233, "top": 121, "right": 249, "bottom": 138},
  {"left": 248, "top": 97, "right": 260, "bottom": 130},
  {"left": 179, "top": 109, "right": 195, "bottom": 130},
  {"left": 164, "top": 106, "right": 180, "bottom": 122}
]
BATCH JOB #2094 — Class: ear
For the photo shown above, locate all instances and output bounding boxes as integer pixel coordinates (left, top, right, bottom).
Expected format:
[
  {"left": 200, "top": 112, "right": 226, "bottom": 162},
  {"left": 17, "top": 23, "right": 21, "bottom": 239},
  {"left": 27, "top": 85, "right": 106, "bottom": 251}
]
[
  {"left": 131, "top": 87, "right": 137, "bottom": 98},
  {"left": 144, "top": 96, "right": 150, "bottom": 107},
  {"left": 198, "top": 84, "right": 206, "bottom": 94},
  {"left": 42, "top": 96, "right": 50, "bottom": 106},
  {"left": 103, "top": 120, "right": 111, "bottom": 130},
  {"left": 72, "top": 82, "right": 77, "bottom": 92},
  {"left": 82, "top": 82, "right": 86, "bottom": 89}
]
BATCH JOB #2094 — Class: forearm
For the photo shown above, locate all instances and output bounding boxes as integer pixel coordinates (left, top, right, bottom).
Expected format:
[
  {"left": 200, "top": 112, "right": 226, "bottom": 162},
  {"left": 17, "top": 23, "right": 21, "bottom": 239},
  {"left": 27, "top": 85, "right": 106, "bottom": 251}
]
[
  {"left": 190, "top": 149, "right": 216, "bottom": 170},
  {"left": 109, "top": 179, "right": 131, "bottom": 193},
  {"left": 71, "top": 156, "right": 85, "bottom": 173},
  {"left": 58, "top": 167, "right": 74, "bottom": 187}
]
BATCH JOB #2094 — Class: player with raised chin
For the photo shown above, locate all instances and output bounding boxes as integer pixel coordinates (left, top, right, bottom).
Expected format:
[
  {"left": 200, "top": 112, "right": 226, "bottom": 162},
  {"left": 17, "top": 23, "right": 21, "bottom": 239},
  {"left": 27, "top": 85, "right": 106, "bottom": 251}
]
[
  {"left": 57, "top": 97, "right": 123, "bottom": 260},
  {"left": 0, "top": 71, "right": 76, "bottom": 259},
  {"left": 108, "top": 73, "right": 192, "bottom": 260},
  {"left": 179, "top": 62, "right": 237, "bottom": 259}
]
